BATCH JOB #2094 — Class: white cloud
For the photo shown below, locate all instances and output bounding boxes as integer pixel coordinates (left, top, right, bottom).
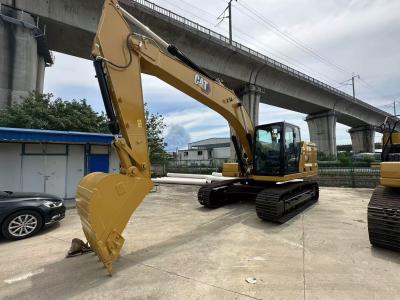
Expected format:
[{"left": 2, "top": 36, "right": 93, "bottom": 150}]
[
  {"left": 42, "top": 0, "right": 398, "bottom": 148},
  {"left": 190, "top": 126, "right": 230, "bottom": 142},
  {"left": 44, "top": 52, "right": 97, "bottom": 89},
  {"left": 164, "top": 108, "right": 225, "bottom": 129}
]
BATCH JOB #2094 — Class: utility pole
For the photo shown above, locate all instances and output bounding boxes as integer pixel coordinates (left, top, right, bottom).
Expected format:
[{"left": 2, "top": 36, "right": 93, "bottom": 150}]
[
  {"left": 338, "top": 74, "right": 360, "bottom": 99},
  {"left": 394, "top": 100, "right": 397, "bottom": 117},
  {"left": 351, "top": 74, "right": 360, "bottom": 99},
  {"left": 228, "top": 0, "right": 234, "bottom": 44},
  {"left": 217, "top": 0, "right": 237, "bottom": 44}
]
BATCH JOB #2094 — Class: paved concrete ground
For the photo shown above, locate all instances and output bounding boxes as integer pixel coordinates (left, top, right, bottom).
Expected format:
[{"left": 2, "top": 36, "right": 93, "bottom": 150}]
[{"left": 0, "top": 185, "right": 399, "bottom": 300}]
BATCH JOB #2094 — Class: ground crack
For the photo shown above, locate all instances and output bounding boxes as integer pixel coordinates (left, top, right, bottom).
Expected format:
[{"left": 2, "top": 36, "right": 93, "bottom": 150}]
[{"left": 139, "top": 262, "right": 263, "bottom": 300}]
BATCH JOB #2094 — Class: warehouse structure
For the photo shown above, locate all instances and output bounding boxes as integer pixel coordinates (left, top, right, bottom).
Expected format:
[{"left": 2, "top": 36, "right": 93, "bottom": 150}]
[
  {"left": 0, "top": 127, "right": 119, "bottom": 199},
  {"left": 177, "top": 138, "right": 230, "bottom": 166}
]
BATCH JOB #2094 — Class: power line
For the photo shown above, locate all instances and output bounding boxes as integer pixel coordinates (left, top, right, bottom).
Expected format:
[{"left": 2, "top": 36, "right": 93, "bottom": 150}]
[
  {"left": 358, "top": 77, "right": 393, "bottom": 102},
  {"left": 336, "top": 74, "right": 360, "bottom": 98},
  {"left": 155, "top": 0, "right": 395, "bottom": 108},
  {"left": 377, "top": 100, "right": 400, "bottom": 117},
  {"left": 231, "top": 28, "right": 341, "bottom": 86},
  {"left": 236, "top": 1, "right": 353, "bottom": 76},
  {"left": 216, "top": 0, "right": 237, "bottom": 44},
  {"left": 159, "top": 0, "right": 341, "bottom": 87},
  {"left": 179, "top": 0, "right": 218, "bottom": 19},
  {"left": 232, "top": 2, "right": 397, "bottom": 103},
  {"left": 156, "top": 0, "right": 219, "bottom": 29},
  {"left": 154, "top": 0, "right": 363, "bottom": 89}
]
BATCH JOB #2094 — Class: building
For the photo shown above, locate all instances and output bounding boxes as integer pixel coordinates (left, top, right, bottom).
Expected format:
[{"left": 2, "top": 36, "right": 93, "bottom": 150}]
[
  {"left": 177, "top": 138, "right": 230, "bottom": 166},
  {"left": 0, "top": 127, "right": 119, "bottom": 199}
]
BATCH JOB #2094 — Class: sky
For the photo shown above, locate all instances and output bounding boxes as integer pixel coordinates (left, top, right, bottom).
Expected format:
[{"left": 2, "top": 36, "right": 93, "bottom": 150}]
[{"left": 43, "top": 0, "right": 400, "bottom": 151}]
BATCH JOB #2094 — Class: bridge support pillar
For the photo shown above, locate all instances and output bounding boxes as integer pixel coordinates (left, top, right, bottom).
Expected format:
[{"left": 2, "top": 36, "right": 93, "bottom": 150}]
[
  {"left": 0, "top": 5, "right": 52, "bottom": 109},
  {"left": 239, "top": 84, "right": 264, "bottom": 126},
  {"left": 230, "top": 84, "right": 263, "bottom": 159},
  {"left": 349, "top": 126, "right": 375, "bottom": 153},
  {"left": 306, "top": 111, "right": 337, "bottom": 158}
]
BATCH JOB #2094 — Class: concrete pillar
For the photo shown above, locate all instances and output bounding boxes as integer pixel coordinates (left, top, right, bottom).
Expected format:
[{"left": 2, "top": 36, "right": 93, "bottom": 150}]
[
  {"left": 306, "top": 111, "right": 337, "bottom": 158},
  {"left": 239, "top": 84, "right": 263, "bottom": 126},
  {"left": 230, "top": 84, "right": 263, "bottom": 159},
  {"left": 0, "top": 5, "right": 47, "bottom": 108},
  {"left": 36, "top": 56, "right": 46, "bottom": 93},
  {"left": 349, "top": 126, "right": 375, "bottom": 153}
]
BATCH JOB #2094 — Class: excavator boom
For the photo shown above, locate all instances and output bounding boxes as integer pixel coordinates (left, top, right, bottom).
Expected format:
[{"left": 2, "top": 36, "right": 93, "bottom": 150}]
[{"left": 76, "top": 0, "right": 254, "bottom": 274}]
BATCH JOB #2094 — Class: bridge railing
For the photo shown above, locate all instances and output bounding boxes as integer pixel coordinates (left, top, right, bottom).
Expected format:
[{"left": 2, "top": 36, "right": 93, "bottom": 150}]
[
  {"left": 0, "top": 3, "right": 54, "bottom": 65},
  {"left": 130, "top": 2, "right": 342, "bottom": 93},
  {"left": 129, "top": 0, "right": 392, "bottom": 116}
]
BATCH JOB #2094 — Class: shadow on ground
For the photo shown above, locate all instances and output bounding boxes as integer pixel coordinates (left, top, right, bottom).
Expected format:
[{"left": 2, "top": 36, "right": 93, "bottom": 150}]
[
  {"left": 0, "top": 223, "right": 61, "bottom": 245},
  {"left": 7, "top": 202, "right": 273, "bottom": 299},
  {"left": 370, "top": 246, "right": 400, "bottom": 264}
]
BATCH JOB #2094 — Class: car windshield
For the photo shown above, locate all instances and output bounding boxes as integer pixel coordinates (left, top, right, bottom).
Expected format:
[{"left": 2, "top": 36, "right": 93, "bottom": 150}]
[{"left": 0, "top": 191, "right": 10, "bottom": 197}]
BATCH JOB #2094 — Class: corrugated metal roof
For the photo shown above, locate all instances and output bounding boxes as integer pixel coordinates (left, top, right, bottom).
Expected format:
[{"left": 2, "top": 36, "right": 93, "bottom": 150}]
[
  {"left": 0, "top": 127, "right": 114, "bottom": 144},
  {"left": 189, "top": 138, "right": 230, "bottom": 148}
]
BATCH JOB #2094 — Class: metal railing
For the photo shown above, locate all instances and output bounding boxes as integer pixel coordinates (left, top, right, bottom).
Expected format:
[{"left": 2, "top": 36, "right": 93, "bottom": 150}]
[
  {"left": 0, "top": 3, "right": 54, "bottom": 65},
  {"left": 128, "top": 0, "right": 392, "bottom": 117}
]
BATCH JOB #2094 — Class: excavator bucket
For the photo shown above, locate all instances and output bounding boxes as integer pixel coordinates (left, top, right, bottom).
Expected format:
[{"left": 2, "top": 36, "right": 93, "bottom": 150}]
[{"left": 76, "top": 172, "right": 153, "bottom": 274}]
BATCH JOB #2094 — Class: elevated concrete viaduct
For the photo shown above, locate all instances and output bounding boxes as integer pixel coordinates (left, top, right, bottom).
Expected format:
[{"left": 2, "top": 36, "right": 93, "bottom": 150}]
[
  {"left": 0, "top": 0, "right": 397, "bottom": 156},
  {"left": 0, "top": 4, "right": 53, "bottom": 107}
]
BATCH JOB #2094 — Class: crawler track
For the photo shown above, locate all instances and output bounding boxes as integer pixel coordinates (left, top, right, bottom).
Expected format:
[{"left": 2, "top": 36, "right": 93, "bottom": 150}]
[
  {"left": 198, "top": 179, "right": 241, "bottom": 208},
  {"left": 198, "top": 179, "right": 319, "bottom": 224},
  {"left": 368, "top": 186, "right": 400, "bottom": 251},
  {"left": 255, "top": 181, "right": 319, "bottom": 223}
]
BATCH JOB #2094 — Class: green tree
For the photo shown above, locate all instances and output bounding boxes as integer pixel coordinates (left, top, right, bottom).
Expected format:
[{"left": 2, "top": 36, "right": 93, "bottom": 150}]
[
  {"left": 0, "top": 92, "right": 168, "bottom": 163},
  {"left": 0, "top": 92, "right": 109, "bottom": 133},
  {"left": 337, "top": 152, "right": 352, "bottom": 166},
  {"left": 317, "top": 152, "right": 336, "bottom": 162},
  {"left": 144, "top": 103, "right": 168, "bottom": 163}
]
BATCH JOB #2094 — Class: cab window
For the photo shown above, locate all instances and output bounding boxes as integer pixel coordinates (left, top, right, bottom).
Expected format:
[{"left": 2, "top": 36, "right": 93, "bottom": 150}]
[{"left": 254, "top": 125, "right": 282, "bottom": 176}]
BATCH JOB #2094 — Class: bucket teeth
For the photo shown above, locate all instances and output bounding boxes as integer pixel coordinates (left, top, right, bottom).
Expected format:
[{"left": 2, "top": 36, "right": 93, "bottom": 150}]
[{"left": 76, "top": 172, "right": 153, "bottom": 274}]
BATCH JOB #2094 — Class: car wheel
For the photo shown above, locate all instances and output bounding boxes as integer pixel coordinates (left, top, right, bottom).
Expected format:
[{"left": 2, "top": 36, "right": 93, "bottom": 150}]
[{"left": 1, "top": 210, "right": 43, "bottom": 240}]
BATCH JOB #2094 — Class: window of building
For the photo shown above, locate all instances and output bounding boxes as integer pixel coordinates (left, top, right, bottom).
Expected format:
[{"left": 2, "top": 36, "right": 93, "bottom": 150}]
[
  {"left": 198, "top": 151, "right": 203, "bottom": 156},
  {"left": 184, "top": 151, "right": 188, "bottom": 156}
]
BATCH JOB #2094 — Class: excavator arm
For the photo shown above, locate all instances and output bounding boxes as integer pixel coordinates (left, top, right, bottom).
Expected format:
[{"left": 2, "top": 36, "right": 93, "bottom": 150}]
[{"left": 76, "top": 0, "right": 254, "bottom": 274}]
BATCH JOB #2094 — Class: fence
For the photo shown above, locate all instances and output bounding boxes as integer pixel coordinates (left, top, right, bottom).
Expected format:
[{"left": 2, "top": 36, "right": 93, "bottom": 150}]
[
  {"left": 151, "top": 160, "right": 222, "bottom": 176},
  {"left": 151, "top": 161, "right": 381, "bottom": 188},
  {"left": 318, "top": 167, "right": 380, "bottom": 188}
]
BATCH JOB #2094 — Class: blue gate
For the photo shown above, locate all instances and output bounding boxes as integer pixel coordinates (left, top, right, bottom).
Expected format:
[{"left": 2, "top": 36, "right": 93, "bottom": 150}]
[{"left": 88, "top": 154, "right": 109, "bottom": 173}]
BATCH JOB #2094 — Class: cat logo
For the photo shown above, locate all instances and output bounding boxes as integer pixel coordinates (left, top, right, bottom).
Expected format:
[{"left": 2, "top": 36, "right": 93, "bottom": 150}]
[{"left": 194, "top": 74, "right": 211, "bottom": 94}]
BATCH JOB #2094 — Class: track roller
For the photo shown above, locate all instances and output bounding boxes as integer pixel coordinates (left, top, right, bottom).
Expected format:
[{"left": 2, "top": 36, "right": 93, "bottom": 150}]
[
  {"left": 368, "top": 185, "right": 400, "bottom": 251},
  {"left": 255, "top": 181, "right": 319, "bottom": 223},
  {"left": 198, "top": 179, "right": 241, "bottom": 208}
]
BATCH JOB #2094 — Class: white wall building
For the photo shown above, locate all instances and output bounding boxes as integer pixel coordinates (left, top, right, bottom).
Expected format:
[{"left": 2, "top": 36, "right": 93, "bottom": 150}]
[
  {"left": 177, "top": 138, "right": 230, "bottom": 166},
  {"left": 0, "top": 127, "right": 119, "bottom": 199}
]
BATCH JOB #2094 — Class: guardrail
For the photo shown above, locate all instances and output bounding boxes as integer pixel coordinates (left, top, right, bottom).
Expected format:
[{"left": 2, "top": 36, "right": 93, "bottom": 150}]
[
  {"left": 128, "top": 0, "right": 391, "bottom": 117},
  {"left": 318, "top": 167, "right": 380, "bottom": 188},
  {"left": 152, "top": 162, "right": 380, "bottom": 188},
  {"left": 0, "top": 3, "right": 54, "bottom": 65}
]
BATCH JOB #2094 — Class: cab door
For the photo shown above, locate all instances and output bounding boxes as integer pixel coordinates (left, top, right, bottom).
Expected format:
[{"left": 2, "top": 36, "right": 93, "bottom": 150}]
[{"left": 284, "top": 125, "right": 300, "bottom": 174}]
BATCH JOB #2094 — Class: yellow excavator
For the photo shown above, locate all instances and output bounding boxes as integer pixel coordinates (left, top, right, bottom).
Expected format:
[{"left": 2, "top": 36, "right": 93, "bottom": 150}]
[
  {"left": 76, "top": 0, "right": 318, "bottom": 274},
  {"left": 368, "top": 119, "right": 400, "bottom": 251}
]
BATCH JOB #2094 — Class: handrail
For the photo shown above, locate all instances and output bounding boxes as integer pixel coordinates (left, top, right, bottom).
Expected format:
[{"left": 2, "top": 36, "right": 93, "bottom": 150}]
[
  {"left": 128, "top": 0, "right": 394, "bottom": 117},
  {"left": 0, "top": 3, "right": 54, "bottom": 65}
]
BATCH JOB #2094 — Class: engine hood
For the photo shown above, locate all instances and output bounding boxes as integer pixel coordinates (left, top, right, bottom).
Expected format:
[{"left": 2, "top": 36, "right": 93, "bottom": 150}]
[{"left": 1, "top": 191, "right": 63, "bottom": 201}]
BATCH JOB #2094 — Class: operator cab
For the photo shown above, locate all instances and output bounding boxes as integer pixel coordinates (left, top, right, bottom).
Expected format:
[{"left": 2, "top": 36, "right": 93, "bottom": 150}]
[{"left": 253, "top": 122, "right": 301, "bottom": 176}]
